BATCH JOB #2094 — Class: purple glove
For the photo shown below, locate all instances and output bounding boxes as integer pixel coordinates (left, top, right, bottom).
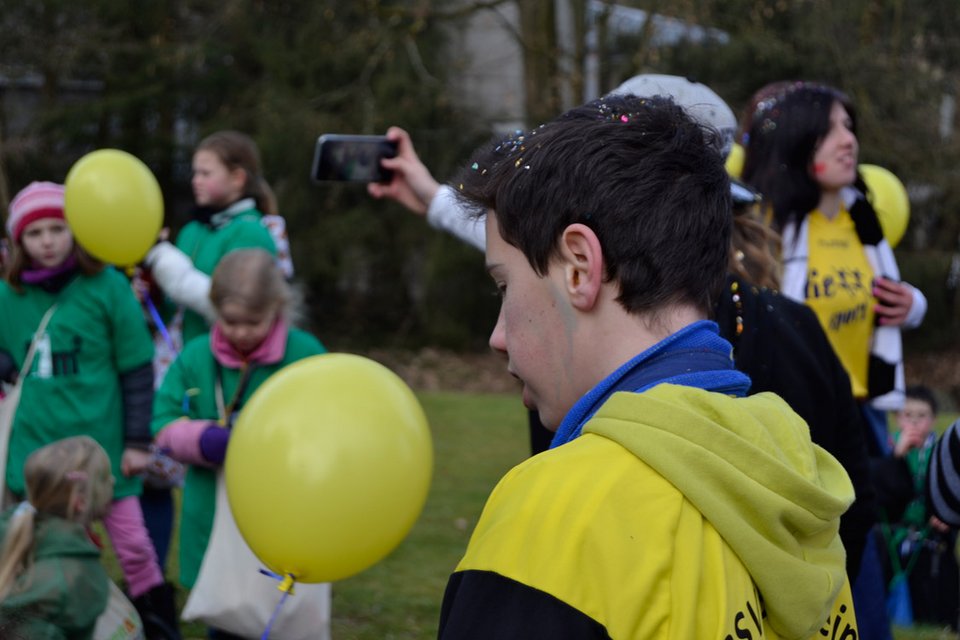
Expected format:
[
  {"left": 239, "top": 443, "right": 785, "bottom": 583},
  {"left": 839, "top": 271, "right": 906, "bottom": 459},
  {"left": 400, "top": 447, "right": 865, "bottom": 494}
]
[
  {"left": 155, "top": 420, "right": 218, "bottom": 468},
  {"left": 199, "top": 426, "right": 231, "bottom": 466}
]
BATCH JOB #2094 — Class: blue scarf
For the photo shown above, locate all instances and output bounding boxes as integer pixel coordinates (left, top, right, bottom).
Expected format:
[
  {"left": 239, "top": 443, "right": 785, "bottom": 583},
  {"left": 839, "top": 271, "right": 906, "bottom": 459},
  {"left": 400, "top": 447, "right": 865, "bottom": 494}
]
[{"left": 550, "top": 320, "right": 752, "bottom": 448}]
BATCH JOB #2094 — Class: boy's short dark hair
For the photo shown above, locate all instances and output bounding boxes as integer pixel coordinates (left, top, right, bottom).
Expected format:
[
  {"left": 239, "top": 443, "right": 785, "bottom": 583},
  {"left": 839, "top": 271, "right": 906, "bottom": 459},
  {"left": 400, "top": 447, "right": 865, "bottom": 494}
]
[
  {"left": 455, "top": 94, "right": 732, "bottom": 316},
  {"left": 905, "top": 385, "right": 938, "bottom": 415}
]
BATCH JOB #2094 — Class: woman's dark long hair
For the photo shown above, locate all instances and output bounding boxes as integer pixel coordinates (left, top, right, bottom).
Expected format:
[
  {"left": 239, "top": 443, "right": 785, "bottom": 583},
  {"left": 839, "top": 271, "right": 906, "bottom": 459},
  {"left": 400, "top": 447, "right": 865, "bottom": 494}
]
[{"left": 740, "top": 82, "right": 856, "bottom": 233}]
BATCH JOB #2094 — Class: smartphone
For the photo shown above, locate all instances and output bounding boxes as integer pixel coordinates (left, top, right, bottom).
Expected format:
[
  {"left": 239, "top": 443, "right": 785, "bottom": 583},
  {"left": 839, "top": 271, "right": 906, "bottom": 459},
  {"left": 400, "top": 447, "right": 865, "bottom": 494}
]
[{"left": 311, "top": 134, "right": 398, "bottom": 184}]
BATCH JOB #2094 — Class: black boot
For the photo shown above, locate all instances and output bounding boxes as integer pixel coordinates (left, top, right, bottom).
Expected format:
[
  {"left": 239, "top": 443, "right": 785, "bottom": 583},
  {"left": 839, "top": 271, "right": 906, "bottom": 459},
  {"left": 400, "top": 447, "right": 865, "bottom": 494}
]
[{"left": 132, "top": 582, "right": 182, "bottom": 640}]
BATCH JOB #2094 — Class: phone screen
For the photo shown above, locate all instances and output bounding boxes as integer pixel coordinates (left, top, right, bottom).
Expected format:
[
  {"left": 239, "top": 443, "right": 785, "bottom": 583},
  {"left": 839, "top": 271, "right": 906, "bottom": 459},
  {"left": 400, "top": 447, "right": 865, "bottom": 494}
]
[{"left": 311, "top": 134, "right": 398, "bottom": 183}]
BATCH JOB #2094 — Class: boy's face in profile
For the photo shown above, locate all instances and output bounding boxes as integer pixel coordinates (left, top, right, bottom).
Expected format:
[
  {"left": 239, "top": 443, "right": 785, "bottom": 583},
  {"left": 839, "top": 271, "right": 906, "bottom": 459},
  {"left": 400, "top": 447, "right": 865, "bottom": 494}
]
[
  {"left": 897, "top": 398, "right": 935, "bottom": 439},
  {"left": 484, "top": 212, "right": 580, "bottom": 430}
]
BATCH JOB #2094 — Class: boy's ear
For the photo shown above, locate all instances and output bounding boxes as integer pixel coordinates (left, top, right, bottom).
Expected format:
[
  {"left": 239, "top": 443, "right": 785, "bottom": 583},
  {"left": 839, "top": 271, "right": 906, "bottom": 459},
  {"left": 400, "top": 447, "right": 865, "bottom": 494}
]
[{"left": 559, "top": 223, "right": 604, "bottom": 311}]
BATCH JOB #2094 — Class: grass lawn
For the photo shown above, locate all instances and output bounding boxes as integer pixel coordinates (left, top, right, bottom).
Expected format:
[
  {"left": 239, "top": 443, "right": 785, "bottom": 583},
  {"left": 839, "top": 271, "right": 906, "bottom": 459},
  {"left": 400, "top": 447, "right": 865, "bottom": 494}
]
[
  {"left": 326, "top": 391, "right": 528, "bottom": 639},
  {"left": 100, "top": 394, "right": 959, "bottom": 639}
]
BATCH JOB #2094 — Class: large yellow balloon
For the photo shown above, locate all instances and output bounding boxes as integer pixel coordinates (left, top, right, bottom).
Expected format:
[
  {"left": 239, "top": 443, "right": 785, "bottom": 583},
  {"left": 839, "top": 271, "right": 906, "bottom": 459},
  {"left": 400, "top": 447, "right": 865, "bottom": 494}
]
[
  {"left": 225, "top": 354, "right": 433, "bottom": 583},
  {"left": 725, "top": 142, "right": 745, "bottom": 178},
  {"left": 860, "top": 164, "right": 910, "bottom": 248},
  {"left": 64, "top": 149, "right": 163, "bottom": 266}
]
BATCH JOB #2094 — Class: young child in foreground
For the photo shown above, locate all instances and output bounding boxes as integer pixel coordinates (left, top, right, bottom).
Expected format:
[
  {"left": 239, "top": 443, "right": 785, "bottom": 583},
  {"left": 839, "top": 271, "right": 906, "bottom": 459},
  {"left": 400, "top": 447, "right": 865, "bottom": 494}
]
[{"left": 0, "top": 436, "right": 142, "bottom": 639}]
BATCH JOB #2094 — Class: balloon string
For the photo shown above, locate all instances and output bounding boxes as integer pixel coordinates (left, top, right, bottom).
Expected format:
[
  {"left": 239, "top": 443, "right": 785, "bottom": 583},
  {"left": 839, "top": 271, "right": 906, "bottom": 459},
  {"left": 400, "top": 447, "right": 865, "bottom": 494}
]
[
  {"left": 144, "top": 297, "right": 176, "bottom": 352},
  {"left": 259, "top": 570, "right": 297, "bottom": 640}
]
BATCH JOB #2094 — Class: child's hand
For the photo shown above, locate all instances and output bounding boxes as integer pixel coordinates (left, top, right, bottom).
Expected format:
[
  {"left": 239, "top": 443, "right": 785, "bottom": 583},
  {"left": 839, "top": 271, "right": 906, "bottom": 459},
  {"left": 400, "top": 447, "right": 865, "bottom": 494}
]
[
  {"left": 130, "top": 267, "right": 150, "bottom": 302},
  {"left": 893, "top": 426, "right": 926, "bottom": 457},
  {"left": 121, "top": 447, "right": 152, "bottom": 477}
]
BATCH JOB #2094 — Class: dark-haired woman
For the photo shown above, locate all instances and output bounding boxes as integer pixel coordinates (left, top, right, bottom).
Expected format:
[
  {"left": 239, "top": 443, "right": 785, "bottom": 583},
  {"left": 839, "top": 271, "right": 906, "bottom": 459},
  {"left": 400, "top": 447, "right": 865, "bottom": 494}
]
[
  {"left": 742, "top": 81, "right": 927, "bottom": 640},
  {"left": 742, "top": 81, "right": 926, "bottom": 453}
]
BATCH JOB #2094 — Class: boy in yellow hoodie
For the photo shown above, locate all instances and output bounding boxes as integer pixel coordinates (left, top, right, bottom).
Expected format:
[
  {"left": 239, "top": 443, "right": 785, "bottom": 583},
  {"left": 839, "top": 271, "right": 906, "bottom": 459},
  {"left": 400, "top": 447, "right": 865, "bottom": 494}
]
[{"left": 438, "top": 94, "right": 857, "bottom": 639}]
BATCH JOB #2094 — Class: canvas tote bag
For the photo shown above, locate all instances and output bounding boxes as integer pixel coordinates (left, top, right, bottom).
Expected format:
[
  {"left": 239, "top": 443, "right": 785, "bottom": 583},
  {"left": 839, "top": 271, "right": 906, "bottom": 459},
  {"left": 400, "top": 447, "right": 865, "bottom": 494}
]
[
  {"left": 0, "top": 305, "right": 57, "bottom": 499},
  {"left": 93, "top": 580, "right": 145, "bottom": 640},
  {"left": 180, "top": 473, "right": 332, "bottom": 639}
]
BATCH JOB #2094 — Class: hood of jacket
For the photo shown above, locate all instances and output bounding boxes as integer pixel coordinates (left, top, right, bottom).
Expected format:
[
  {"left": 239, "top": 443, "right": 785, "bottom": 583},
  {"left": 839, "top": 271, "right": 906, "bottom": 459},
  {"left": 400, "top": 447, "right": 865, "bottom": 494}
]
[{"left": 584, "top": 383, "right": 853, "bottom": 640}]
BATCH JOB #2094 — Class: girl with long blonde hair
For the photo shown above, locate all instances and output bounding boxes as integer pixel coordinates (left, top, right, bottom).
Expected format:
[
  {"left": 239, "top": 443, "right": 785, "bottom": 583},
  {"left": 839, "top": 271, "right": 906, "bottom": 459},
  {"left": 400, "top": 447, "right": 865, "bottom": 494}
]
[{"left": 0, "top": 436, "right": 117, "bottom": 637}]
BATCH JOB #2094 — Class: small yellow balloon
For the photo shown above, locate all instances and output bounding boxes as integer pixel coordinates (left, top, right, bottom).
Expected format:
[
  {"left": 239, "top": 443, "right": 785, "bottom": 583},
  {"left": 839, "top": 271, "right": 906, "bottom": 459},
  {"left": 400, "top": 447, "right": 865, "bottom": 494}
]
[
  {"left": 225, "top": 354, "right": 433, "bottom": 583},
  {"left": 860, "top": 164, "right": 909, "bottom": 248},
  {"left": 64, "top": 149, "right": 163, "bottom": 266},
  {"left": 725, "top": 142, "right": 745, "bottom": 178}
]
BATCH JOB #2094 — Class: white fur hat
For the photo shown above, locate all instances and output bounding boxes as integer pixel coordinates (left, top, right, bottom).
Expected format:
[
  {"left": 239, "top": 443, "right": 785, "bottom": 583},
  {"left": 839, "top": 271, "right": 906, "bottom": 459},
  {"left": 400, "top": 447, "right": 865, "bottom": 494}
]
[{"left": 608, "top": 74, "right": 737, "bottom": 158}]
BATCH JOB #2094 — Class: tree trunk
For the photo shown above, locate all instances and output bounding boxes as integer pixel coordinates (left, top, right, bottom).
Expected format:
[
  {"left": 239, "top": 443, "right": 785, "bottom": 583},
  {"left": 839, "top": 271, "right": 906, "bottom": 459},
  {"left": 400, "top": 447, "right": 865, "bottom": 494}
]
[{"left": 518, "top": 0, "right": 560, "bottom": 126}]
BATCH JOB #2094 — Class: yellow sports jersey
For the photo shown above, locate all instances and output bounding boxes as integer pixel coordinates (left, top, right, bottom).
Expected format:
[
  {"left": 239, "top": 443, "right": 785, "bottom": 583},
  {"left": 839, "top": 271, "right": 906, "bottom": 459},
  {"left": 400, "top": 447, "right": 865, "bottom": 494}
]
[
  {"left": 805, "top": 208, "right": 876, "bottom": 398},
  {"left": 443, "top": 386, "right": 858, "bottom": 639}
]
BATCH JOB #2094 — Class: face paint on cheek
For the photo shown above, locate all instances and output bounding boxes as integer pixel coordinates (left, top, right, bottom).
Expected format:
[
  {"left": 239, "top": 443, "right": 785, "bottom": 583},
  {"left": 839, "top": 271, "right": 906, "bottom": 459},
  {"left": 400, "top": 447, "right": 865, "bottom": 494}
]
[{"left": 813, "top": 162, "right": 826, "bottom": 175}]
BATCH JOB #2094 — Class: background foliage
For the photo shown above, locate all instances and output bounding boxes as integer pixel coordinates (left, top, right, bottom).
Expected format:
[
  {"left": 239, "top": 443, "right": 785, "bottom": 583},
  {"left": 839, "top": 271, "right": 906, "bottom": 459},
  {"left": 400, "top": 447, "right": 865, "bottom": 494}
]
[{"left": 2, "top": 0, "right": 959, "bottom": 350}]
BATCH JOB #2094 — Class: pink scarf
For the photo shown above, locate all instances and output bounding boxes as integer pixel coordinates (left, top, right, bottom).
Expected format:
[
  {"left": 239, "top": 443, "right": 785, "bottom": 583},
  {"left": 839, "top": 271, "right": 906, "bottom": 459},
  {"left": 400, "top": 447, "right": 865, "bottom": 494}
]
[{"left": 210, "top": 316, "right": 289, "bottom": 368}]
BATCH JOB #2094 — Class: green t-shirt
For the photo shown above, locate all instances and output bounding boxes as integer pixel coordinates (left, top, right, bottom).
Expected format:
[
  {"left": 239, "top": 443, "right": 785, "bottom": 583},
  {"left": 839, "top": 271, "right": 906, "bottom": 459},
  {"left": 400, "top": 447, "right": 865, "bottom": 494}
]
[
  {"left": 0, "top": 269, "right": 154, "bottom": 499},
  {"left": 174, "top": 209, "right": 277, "bottom": 344},
  {"left": 151, "top": 328, "right": 325, "bottom": 587}
]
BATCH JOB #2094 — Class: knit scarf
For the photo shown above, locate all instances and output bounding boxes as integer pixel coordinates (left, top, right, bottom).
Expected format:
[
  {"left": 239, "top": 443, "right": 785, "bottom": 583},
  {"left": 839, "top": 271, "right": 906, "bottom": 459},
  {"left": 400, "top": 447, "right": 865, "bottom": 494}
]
[
  {"left": 210, "top": 315, "right": 288, "bottom": 368},
  {"left": 20, "top": 254, "right": 79, "bottom": 292},
  {"left": 550, "top": 320, "right": 751, "bottom": 448},
  {"left": 190, "top": 197, "right": 257, "bottom": 229}
]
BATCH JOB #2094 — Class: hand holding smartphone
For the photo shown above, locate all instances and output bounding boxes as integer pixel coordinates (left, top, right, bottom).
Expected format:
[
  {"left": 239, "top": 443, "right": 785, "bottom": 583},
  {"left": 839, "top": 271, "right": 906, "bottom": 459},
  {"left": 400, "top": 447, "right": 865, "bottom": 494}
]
[{"left": 311, "top": 134, "right": 398, "bottom": 184}]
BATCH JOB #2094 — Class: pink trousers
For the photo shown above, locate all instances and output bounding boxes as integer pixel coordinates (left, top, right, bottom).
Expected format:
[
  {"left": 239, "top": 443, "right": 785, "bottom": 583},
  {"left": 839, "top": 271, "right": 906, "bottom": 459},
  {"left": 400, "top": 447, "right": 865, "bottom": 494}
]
[{"left": 101, "top": 495, "right": 164, "bottom": 598}]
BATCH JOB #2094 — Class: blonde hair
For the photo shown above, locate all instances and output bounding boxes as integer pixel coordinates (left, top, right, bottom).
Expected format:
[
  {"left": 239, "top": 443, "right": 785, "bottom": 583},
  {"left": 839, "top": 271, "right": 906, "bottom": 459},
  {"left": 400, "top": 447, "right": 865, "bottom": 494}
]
[
  {"left": 729, "top": 201, "right": 782, "bottom": 291},
  {"left": 0, "top": 436, "right": 113, "bottom": 600},
  {"left": 209, "top": 248, "right": 302, "bottom": 322},
  {"left": 196, "top": 130, "right": 278, "bottom": 216}
]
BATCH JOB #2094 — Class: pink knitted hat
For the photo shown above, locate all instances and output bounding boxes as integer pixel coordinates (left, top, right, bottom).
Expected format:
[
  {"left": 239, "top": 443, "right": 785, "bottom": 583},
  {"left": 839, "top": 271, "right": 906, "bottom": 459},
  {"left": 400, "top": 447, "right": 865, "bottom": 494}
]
[{"left": 6, "top": 181, "right": 66, "bottom": 242}]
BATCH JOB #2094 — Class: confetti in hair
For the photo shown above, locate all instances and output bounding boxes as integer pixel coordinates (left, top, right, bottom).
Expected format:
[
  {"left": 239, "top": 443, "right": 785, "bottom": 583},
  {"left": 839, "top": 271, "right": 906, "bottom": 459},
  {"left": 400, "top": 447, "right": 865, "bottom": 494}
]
[
  {"left": 484, "top": 124, "right": 551, "bottom": 176},
  {"left": 594, "top": 98, "right": 648, "bottom": 124},
  {"left": 749, "top": 81, "right": 842, "bottom": 133},
  {"left": 494, "top": 129, "right": 527, "bottom": 154}
]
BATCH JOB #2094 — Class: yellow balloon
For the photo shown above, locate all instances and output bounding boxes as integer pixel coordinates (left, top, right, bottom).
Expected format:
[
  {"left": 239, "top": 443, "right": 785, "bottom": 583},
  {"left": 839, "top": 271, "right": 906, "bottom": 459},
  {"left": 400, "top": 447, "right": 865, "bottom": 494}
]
[
  {"left": 64, "top": 149, "right": 163, "bottom": 265},
  {"left": 860, "top": 164, "right": 909, "bottom": 248},
  {"left": 225, "top": 354, "right": 433, "bottom": 583},
  {"left": 725, "top": 142, "right": 745, "bottom": 178}
]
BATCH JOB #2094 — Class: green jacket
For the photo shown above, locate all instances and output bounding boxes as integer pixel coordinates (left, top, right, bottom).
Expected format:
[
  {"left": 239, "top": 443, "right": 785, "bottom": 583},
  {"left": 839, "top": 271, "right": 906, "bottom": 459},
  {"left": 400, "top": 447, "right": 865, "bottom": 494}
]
[
  {"left": 151, "top": 328, "right": 325, "bottom": 587},
  {"left": 173, "top": 203, "right": 276, "bottom": 344},
  {"left": 0, "top": 509, "right": 110, "bottom": 640}
]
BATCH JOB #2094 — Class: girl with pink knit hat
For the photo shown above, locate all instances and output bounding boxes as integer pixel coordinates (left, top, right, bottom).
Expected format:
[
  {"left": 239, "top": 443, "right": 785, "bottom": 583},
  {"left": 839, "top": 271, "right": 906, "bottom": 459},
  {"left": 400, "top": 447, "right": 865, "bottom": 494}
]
[{"left": 0, "top": 181, "right": 180, "bottom": 639}]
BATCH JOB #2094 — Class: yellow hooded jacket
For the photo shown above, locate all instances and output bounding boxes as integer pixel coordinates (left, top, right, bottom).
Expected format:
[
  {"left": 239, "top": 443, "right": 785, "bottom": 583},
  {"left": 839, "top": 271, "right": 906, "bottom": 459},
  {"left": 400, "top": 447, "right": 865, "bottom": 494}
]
[{"left": 439, "top": 384, "right": 857, "bottom": 639}]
